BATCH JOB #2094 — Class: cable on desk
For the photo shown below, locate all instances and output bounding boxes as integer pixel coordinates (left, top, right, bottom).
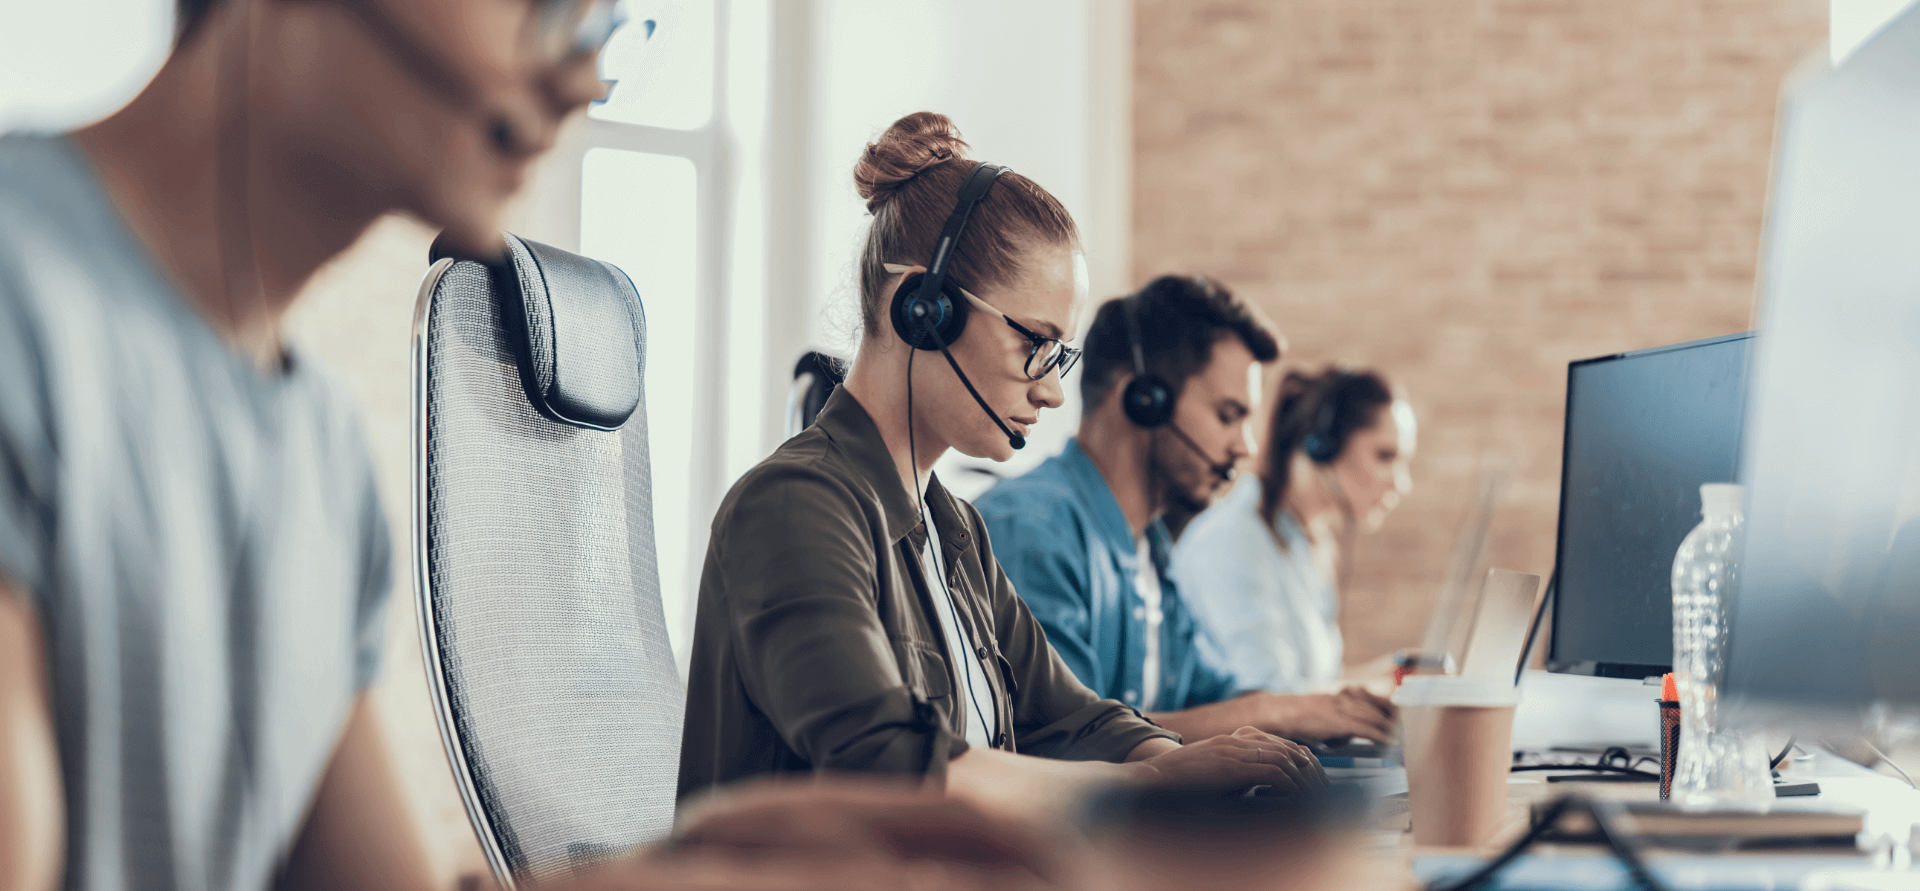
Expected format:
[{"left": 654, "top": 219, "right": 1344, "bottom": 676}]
[
  {"left": 1769, "top": 736, "right": 1795, "bottom": 771},
  {"left": 1425, "top": 794, "right": 1671, "bottom": 891},
  {"left": 1862, "top": 739, "right": 1917, "bottom": 790},
  {"left": 1510, "top": 764, "right": 1659, "bottom": 779}
]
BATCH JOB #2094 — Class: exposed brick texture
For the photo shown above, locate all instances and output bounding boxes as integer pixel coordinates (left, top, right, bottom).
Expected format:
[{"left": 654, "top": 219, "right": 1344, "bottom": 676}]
[{"left": 1133, "top": 0, "right": 1826, "bottom": 666}]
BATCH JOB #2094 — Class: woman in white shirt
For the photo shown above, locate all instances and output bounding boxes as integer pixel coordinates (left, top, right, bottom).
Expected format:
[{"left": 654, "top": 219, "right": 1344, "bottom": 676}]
[{"left": 1170, "top": 368, "right": 1415, "bottom": 693}]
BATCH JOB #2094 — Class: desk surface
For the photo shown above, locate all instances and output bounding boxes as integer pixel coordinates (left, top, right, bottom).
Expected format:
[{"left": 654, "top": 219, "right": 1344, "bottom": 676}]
[
  {"left": 1396, "top": 749, "right": 1920, "bottom": 889},
  {"left": 1380, "top": 674, "right": 1920, "bottom": 888}
]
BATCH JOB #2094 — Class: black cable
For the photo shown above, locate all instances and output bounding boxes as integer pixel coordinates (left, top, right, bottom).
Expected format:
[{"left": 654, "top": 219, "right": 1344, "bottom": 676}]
[
  {"left": 905, "top": 339, "right": 998, "bottom": 745},
  {"left": 1511, "top": 764, "right": 1659, "bottom": 779},
  {"left": 1770, "top": 736, "right": 1796, "bottom": 770},
  {"left": 1426, "top": 794, "right": 1670, "bottom": 891}
]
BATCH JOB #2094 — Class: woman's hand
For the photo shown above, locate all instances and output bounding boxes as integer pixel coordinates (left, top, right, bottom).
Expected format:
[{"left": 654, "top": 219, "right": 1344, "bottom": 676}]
[{"left": 1130, "top": 727, "right": 1328, "bottom": 794}]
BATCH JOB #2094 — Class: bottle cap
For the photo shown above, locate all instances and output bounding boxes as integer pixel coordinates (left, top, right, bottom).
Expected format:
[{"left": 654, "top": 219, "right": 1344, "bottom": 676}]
[{"left": 1700, "top": 483, "right": 1745, "bottom": 518}]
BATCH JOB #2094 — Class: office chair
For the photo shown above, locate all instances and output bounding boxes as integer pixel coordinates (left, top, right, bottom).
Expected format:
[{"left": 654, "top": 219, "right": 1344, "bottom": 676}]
[
  {"left": 412, "top": 232, "right": 683, "bottom": 888},
  {"left": 785, "top": 350, "right": 846, "bottom": 438}
]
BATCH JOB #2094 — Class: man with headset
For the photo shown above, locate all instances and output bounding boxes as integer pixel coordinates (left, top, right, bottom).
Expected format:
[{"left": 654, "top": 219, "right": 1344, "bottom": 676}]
[
  {"left": 977, "top": 276, "right": 1397, "bottom": 746},
  {"left": 0, "top": 2, "right": 1077, "bottom": 890}
]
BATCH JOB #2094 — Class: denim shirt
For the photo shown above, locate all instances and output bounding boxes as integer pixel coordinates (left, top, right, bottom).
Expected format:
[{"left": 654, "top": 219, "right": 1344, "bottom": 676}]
[{"left": 977, "top": 440, "right": 1240, "bottom": 713}]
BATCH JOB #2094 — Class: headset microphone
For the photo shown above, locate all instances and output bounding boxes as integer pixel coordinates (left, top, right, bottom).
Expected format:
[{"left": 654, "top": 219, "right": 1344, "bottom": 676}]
[
  {"left": 914, "top": 307, "right": 1026, "bottom": 451},
  {"left": 891, "top": 163, "right": 1025, "bottom": 451},
  {"left": 1164, "top": 423, "right": 1234, "bottom": 482}
]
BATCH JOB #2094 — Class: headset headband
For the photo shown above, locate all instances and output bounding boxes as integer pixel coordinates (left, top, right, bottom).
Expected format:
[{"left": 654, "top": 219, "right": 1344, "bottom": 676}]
[
  {"left": 1123, "top": 295, "right": 1150, "bottom": 377},
  {"left": 913, "top": 162, "right": 1008, "bottom": 306}
]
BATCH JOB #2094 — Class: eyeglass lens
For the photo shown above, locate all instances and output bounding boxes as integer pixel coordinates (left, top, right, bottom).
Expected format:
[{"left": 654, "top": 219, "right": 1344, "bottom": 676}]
[{"left": 1026, "top": 342, "right": 1079, "bottom": 380}]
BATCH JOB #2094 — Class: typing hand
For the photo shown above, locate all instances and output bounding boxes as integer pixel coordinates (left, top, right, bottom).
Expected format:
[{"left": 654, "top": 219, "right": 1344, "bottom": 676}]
[
  {"left": 1132, "top": 726, "right": 1328, "bottom": 795},
  {"left": 1265, "top": 687, "right": 1397, "bottom": 744}
]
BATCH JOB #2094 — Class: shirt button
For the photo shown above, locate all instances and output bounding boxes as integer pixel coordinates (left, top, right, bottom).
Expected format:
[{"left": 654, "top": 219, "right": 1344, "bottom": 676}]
[
  {"left": 1132, "top": 606, "right": 1146, "bottom": 620},
  {"left": 994, "top": 731, "right": 1006, "bottom": 747},
  {"left": 1124, "top": 690, "right": 1137, "bottom": 703},
  {"left": 958, "top": 530, "right": 968, "bottom": 541},
  {"left": 976, "top": 646, "right": 989, "bottom": 660}
]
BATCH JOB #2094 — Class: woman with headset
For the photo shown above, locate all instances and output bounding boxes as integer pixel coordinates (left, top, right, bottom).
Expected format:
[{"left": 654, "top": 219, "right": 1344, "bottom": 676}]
[
  {"left": 677, "top": 112, "right": 1326, "bottom": 817},
  {"left": 1169, "top": 369, "right": 1417, "bottom": 695}
]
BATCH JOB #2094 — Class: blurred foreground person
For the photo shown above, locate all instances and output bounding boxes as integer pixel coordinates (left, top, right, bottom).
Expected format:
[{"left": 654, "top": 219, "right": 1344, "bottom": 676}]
[
  {"left": 677, "top": 113, "right": 1326, "bottom": 818},
  {"left": 1078, "top": 785, "right": 1382, "bottom": 891},
  {"left": 1171, "top": 368, "right": 1416, "bottom": 695},
  {"left": 0, "top": 2, "right": 1075, "bottom": 890},
  {"left": 977, "top": 279, "right": 1396, "bottom": 747}
]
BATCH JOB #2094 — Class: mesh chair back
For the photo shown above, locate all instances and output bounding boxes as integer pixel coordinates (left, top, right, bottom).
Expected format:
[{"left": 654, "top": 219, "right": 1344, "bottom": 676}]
[{"left": 412, "top": 233, "right": 683, "bottom": 887}]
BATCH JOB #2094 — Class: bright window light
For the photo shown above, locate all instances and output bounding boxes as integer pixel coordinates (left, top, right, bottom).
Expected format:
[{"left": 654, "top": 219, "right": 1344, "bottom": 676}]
[
  {"left": 580, "top": 148, "right": 700, "bottom": 661},
  {"left": 591, "top": 0, "right": 716, "bottom": 130}
]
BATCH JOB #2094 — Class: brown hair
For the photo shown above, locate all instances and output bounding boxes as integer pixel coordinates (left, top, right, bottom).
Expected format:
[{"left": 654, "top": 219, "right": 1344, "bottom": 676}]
[
  {"left": 853, "top": 112, "right": 1080, "bottom": 340},
  {"left": 1259, "top": 367, "right": 1395, "bottom": 529},
  {"left": 1078, "top": 275, "right": 1282, "bottom": 409}
]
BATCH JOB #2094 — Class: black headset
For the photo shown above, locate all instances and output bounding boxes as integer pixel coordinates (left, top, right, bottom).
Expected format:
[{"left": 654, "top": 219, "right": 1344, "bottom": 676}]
[
  {"left": 1116, "top": 291, "right": 1234, "bottom": 482},
  {"left": 889, "top": 162, "right": 1025, "bottom": 450},
  {"left": 1120, "top": 297, "right": 1177, "bottom": 428},
  {"left": 890, "top": 161, "right": 1010, "bottom": 746},
  {"left": 1301, "top": 372, "right": 1352, "bottom": 464}
]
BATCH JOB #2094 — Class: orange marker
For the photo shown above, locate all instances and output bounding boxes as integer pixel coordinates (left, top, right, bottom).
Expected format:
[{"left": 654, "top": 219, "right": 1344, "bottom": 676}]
[{"left": 1661, "top": 672, "right": 1678, "bottom": 702}]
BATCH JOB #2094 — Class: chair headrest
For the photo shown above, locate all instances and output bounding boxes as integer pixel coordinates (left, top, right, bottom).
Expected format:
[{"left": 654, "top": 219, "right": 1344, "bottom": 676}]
[{"left": 432, "top": 231, "right": 645, "bottom": 431}]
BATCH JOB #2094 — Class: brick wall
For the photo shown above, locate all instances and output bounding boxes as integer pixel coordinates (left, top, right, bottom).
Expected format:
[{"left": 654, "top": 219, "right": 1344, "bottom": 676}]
[{"left": 1133, "top": 0, "right": 1826, "bottom": 665}]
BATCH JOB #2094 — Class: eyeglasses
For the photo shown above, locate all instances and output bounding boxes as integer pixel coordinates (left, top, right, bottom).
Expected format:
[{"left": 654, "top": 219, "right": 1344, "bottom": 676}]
[
  {"left": 955, "top": 286, "right": 1082, "bottom": 381},
  {"left": 533, "top": 0, "right": 648, "bottom": 66}
]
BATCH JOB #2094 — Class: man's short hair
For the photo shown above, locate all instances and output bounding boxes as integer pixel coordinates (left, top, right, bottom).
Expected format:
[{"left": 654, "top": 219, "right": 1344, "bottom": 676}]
[{"left": 1078, "top": 275, "right": 1282, "bottom": 409}]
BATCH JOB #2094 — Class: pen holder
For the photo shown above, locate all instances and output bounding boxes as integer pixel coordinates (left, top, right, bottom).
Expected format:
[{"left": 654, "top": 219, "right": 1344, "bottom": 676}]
[{"left": 1658, "top": 700, "right": 1680, "bottom": 800}]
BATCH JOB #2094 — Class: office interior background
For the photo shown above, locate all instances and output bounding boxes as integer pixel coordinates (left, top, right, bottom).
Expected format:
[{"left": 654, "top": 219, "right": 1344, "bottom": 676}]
[{"left": 5, "top": 0, "right": 1893, "bottom": 875}]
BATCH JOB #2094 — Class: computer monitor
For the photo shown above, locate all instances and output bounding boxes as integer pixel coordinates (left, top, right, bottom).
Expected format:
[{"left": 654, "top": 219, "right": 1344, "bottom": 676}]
[
  {"left": 1723, "top": 4, "right": 1920, "bottom": 727},
  {"left": 1546, "top": 332, "right": 1754, "bottom": 679}
]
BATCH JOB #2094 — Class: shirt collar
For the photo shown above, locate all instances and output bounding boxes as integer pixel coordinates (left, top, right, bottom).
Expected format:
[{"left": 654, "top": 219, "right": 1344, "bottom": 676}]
[
  {"left": 1058, "top": 439, "right": 1173, "bottom": 573},
  {"left": 811, "top": 386, "right": 974, "bottom": 552}
]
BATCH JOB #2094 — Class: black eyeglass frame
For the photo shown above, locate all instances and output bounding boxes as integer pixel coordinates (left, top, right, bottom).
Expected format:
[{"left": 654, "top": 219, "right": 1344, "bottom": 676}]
[
  {"left": 950, "top": 285, "right": 1080, "bottom": 381},
  {"left": 1003, "top": 315, "right": 1082, "bottom": 381}
]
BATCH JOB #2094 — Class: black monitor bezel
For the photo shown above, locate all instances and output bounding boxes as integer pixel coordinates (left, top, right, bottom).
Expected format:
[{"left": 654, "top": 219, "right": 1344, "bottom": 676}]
[{"left": 1545, "top": 330, "right": 1754, "bottom": 679}]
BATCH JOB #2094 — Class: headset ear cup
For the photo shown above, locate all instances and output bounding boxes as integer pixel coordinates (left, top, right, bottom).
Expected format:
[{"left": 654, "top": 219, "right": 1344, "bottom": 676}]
[
  {"left": 1122, "top": 374, "right": 1176, "bottom": 428},
  {"left": 1302, "top": 399, "right": 1341, "bottom": 463},
  {"left": 890, "top": 273, "right": 969, "bottom": 351},
  {"left": 1303, "top": 432, "right": 1338, "bottom": 464}
]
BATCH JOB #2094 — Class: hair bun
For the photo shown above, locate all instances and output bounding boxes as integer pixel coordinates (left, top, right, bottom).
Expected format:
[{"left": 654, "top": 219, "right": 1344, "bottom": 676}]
[{"left": 855, "top": 112, "right": 971, "bottom": 211}]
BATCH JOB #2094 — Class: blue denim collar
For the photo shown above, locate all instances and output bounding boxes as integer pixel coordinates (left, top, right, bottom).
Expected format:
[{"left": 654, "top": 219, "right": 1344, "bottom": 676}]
[{"left": 1057, "top": 439, "right": 1172, "bottom": 575}]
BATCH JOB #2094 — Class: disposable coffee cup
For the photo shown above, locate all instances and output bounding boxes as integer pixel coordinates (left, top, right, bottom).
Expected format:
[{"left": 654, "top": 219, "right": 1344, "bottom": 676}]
[{"left": 1396, "top": 675, "right": 1521, "bottom": 848}]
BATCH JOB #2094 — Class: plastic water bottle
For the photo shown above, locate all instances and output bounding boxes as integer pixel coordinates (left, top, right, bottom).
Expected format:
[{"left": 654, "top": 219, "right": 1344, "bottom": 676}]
[{"left": 1670, "top": 483, "right": 1771, "bottom": 808}]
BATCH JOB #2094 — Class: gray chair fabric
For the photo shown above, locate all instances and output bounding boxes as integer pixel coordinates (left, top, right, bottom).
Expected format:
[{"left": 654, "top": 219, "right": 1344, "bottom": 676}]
[{"left": 411, "top": 232, "right": 683, "bottom": 888}]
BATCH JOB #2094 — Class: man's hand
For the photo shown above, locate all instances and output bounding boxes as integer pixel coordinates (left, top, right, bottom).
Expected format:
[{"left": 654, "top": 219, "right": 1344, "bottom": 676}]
[
  {"left": 1130, "top": 727, "right": 1327, "bottom": 795},
  {"left": 1262, "top": 686, "right": 1396, "bottom": 744}
]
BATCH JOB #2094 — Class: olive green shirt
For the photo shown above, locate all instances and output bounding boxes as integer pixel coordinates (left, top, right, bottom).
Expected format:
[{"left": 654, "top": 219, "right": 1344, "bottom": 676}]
[{"left": 677, "top": 388, "right": 1177, "bottom": 801}]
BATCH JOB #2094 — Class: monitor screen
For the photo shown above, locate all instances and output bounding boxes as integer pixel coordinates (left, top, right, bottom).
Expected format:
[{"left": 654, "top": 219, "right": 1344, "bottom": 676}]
[
  {"left": 1724, "top": 4, "right": 1920, "bottom": 723},
  {"left": 1548, "top": 333, "right": 1753, "bottom": 677}
]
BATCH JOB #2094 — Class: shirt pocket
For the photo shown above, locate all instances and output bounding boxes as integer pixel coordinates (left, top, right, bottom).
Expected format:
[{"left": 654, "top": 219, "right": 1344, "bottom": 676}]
[{"left": 890, "top": 637, "right": 952, "bottom": 701}]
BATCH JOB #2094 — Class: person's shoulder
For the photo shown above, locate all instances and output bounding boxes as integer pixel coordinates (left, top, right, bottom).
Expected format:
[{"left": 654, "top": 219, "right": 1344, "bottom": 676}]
[
  {"left": 1178, "top": 478, "right": 1267, "bottom": 542},
  {"left": 0, "top": 134, "right": 89, "bottom": 241},
  {"left": 0, "top": 133, "right": 139, "bottom": 323},
  {"left": 974, "top": 457, "right": 1083, "bottom": 525},
  {"left": 711, "top": 425, "right": 872, "bottom": 537}
]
